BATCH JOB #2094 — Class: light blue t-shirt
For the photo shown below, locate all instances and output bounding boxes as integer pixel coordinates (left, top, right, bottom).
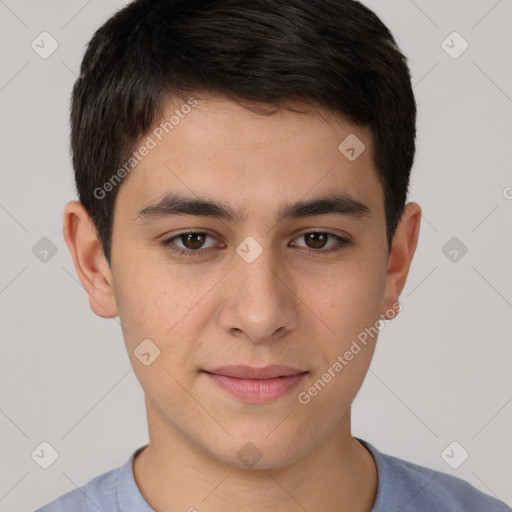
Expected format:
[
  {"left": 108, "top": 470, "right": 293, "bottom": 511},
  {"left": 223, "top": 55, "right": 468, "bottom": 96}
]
[{"left": 35, "top": 438, "right": 510, "bottom": 511}]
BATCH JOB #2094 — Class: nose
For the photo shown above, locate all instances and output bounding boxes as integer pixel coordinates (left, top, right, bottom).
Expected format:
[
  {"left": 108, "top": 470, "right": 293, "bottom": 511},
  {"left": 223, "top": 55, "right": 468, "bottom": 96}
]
[{"left": 217, "top": 240, "right": 299, "bottom": 344}]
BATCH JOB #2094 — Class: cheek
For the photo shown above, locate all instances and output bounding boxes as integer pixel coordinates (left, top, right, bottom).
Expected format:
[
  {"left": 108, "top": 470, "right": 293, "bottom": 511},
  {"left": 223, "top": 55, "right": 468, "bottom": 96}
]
[
  {"left": 301, "top": 259, "right": 385, "bottom": 340},
  {"left": 112, "top": 258, "right": 216, "bottom": 376},
  {"left": 297, "top": 274, "right": 381, "bottom": 417},
  {"left": 113, "top": 254, "right": 193, "bottom": 337},
  {"left": 114, "top": 267, "right": 199, "bottom": 403}
]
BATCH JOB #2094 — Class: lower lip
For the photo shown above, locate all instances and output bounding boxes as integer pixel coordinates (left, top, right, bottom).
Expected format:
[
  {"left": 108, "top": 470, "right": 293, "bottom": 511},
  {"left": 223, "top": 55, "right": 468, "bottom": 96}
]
[{"left": 204, "top": 372, "right": 307, "bottom": 404}]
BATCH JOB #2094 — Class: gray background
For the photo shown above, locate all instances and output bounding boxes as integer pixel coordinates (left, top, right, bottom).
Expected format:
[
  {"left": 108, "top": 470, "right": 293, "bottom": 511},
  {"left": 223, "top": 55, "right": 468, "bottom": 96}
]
[{"left": 0, "top": 1, "right": 511, "bottom": 511}]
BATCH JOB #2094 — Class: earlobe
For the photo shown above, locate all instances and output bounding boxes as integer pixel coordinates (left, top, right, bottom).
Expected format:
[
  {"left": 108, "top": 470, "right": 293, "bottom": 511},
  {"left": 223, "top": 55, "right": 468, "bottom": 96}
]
[
  {"left": 381, "top": 202, "right": 422, "bottom": 318},
  {"left": 62, "top": 200, "right": 119, "bottom": 318}
]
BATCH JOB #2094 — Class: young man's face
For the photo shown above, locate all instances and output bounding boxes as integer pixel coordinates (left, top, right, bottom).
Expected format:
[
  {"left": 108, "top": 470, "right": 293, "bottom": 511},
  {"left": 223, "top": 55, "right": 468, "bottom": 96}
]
[{"left": 67, "top": 95, "right": 420, "bottom": 469}]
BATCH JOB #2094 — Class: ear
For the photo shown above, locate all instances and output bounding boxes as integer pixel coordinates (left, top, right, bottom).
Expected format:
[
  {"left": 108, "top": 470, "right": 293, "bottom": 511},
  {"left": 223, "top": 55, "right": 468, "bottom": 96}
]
[
  {"left": 62, "top": 200, "right": 118, "bottom": 318},
  {"left": 380, "top": 202, "right": 421, "bottom": 319}
]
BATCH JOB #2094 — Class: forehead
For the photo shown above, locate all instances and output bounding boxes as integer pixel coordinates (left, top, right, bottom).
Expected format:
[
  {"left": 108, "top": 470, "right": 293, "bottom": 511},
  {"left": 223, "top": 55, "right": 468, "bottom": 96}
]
[
  {"left": 114, "top": 95, "right": 382, "bottom": 222},
  {"left": 153, "top": 94, "right": 370, "bottom": 149}
]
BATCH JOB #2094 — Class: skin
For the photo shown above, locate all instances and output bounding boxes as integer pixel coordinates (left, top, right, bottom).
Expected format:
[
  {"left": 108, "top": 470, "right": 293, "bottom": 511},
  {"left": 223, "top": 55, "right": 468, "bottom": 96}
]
[{"left": 63, "top": 95, "right": 421, "bottom": 512}]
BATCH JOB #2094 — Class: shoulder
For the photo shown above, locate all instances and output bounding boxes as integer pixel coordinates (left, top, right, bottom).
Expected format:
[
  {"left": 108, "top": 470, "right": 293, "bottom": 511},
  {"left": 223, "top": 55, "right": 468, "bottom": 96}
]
[
  {"left": 388, "top": 454, "right": 510, "bottom": 511},
  {"left": 357, "top": 438, "right": 510, "bottom": 512},
  {"left": 34, "top": 463, "right": 123, "bottom": 512}
]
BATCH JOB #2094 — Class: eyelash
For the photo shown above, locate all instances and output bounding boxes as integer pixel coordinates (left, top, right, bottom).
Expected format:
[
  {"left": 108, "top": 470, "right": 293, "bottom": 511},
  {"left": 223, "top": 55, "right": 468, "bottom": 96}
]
[{"left": 160, "top": 230, "right": 351, "bottom": 258}]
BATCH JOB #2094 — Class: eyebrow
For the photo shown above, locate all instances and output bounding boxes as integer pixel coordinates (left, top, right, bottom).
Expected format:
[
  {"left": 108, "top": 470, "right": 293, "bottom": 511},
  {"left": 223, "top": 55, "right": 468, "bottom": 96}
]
[{"left": 134, "top": 192, "right": 370, "bottom": 224}]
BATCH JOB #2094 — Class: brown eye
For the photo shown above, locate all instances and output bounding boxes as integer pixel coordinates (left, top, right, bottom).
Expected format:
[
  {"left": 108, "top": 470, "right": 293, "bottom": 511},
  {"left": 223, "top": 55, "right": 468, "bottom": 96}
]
[
  {"left": 290, "top": 231, "right": 351, "bottom": 255},
  {"left": 304, "top": 232, "right": 329, "bottom": 249},
  {"left": 180, "top": 233, "right": 207, "bottom": 250},
  {"left": 160, "top": 231, "right": 219, "bottom": 257},
  {"left": 160, "top": 230, "right": 350, "bottom": 259}
]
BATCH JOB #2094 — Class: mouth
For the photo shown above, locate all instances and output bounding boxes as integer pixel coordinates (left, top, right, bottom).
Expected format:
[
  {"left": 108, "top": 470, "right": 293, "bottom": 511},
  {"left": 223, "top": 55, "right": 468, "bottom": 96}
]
[{"left": 202, "top": 365, "right": 308, "bottom": 404}]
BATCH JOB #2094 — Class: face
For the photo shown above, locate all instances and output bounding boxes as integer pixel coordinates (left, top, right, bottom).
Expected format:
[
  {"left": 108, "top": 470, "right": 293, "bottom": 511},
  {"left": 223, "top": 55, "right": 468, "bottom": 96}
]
[{"left": 80, "top": 95, "right": 413, "bottom": 469}]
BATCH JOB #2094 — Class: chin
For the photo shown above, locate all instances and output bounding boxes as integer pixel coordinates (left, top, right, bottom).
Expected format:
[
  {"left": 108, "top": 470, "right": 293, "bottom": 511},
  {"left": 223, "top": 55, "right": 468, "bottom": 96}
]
[{"left": 208, "top": 430, "right": 314, "bottom": 471}]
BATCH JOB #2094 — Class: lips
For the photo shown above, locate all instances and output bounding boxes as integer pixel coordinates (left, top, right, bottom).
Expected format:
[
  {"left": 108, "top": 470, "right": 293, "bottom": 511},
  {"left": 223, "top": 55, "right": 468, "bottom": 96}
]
[
  {"left": 202, "top": 365, "right": 308, "bottom": 404},
  {"left": 204, "top": 365, "right": 306, "bottom": 379}
]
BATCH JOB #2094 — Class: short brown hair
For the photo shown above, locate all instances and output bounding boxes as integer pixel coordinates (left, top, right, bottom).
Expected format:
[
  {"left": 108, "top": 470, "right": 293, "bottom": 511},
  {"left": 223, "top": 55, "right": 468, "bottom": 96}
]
[{"left": 71, "top": 0, "right": 416, "bottom": 264}]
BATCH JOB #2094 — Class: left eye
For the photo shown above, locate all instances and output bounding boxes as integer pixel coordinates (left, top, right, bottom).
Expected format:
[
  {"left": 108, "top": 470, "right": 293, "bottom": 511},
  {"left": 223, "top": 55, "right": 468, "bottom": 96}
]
[
  {"left": 160, "top": 231, "right": 350, "bottom": 257},
  {"left": 289, "top": 232, "right": 348, "bottom": 251}
]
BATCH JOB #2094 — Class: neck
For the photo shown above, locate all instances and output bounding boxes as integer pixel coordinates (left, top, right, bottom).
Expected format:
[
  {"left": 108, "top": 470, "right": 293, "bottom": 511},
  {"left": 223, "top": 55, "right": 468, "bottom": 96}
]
[{"left": 133, "top": 401, "right": 378, "bottom": 512}]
